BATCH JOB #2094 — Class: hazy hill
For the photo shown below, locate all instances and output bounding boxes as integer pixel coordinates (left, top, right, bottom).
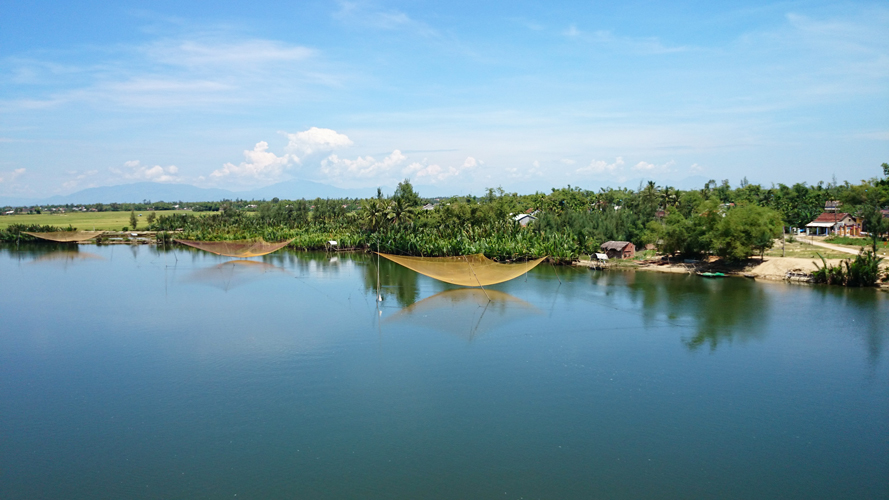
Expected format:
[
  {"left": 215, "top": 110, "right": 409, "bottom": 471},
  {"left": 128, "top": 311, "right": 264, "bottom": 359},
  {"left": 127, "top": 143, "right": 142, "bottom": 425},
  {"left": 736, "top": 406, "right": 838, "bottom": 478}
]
[{"left": 0, "top": 180, "right": 379, "bottom": 206}]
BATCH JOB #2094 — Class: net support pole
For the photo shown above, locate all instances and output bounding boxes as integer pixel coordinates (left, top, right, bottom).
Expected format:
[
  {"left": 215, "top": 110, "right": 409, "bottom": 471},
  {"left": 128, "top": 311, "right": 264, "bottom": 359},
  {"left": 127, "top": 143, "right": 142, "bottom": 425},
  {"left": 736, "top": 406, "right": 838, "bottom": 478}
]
[
  {"left": 464, "top": 256, "right": 491, "bottom": 302},
  {"left": 549, "top": 259, "right": 562, "bottom": 284}
]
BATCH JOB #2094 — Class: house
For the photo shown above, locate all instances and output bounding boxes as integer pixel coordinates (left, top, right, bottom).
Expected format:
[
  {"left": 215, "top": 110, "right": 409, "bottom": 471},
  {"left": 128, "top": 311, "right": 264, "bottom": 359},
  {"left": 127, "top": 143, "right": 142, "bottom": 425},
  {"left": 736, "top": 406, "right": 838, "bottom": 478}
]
[
  {"left": 422, "top": 203, "right": 435, "bottom": 210},
  {"left": 513, "top": 213, "right": 537, "bottom": 227},
  {"left": 600, "top": 241, "right": 635, "bottom": 259},
  {"left": 805, "top": 212, "right": 859, "bottom": 236}
]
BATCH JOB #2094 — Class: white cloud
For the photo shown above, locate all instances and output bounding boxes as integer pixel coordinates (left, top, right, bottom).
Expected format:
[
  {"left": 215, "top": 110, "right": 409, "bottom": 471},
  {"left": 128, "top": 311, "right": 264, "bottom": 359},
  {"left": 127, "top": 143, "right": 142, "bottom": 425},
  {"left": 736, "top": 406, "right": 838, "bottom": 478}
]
[
  {"left": 576, "top": 157, "right": 625, "bottom": 174},
  {"left": 111, "top": 161, "right": 180, "bottom": 183},
  {"left": 334, "top": 2, "right": 438, "bottom": 37},
  {"left": 147, "top": 40, "right": 314, "bottom": 68},
  {"left": 562, "top": 25, "right": 689, "bottom": 54},
  {"left": 320, "top": 150, "right": 406, "bottom": 180},
  {"left": 402, "top": 156, "right": 478, "bottom": 183},
  {"left": 632, "top": 159, "right": 676, "bottom": 173},
  {"left": 210, "top": 141, "right": 294, "bottom": 182},
  {"left": 285, "top": 127, "right": 353, "bottom": 156},
  {"left": 689, "top": 163, "right": 705, "bottom": 173},
  {"left": 61, "top": 169, "right": 99, "bottom": 190},
  {"left": 560, "top": 158, "right": 576, "bottom": 165},
  {"left": 0, "top": 168, "right": 26, "bottom": 184}
]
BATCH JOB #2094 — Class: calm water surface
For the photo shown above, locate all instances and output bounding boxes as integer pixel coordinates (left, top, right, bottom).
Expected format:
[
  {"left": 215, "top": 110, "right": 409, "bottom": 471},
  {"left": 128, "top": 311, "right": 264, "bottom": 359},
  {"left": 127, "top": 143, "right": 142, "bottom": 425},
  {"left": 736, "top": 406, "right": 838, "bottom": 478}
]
[{"left": 1, "top": 244, "right": 887, "bottom": 499}]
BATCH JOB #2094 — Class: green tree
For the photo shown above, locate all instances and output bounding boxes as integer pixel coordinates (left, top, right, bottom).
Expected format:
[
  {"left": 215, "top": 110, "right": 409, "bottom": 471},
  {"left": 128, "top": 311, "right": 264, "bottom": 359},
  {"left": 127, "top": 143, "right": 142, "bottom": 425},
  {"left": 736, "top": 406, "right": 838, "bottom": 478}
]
[
  {"left": 392, "top": 179, "right": 421, "bottom": 208},
  {"left": 146, "top": 212, "right": 157, "bottom": 225},
  {"left": 386, "top": 197, "right": 417, "bottom": 226},
  {"left": 129, "top": 210, "right": 138, "bottom": 230},
  {"left": 712, "top": 204, "right": 782, "bottom": 260}
]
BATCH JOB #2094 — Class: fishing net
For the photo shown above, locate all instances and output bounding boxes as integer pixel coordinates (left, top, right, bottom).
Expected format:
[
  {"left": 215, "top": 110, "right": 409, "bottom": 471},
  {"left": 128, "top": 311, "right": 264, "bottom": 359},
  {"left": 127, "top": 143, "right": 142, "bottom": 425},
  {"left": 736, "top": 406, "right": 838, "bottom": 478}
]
[
  {"left": 377, "top": 253, "right": 546, "bottom": 287},
  {"left": 174, "top": 238, "right": 294, "bottom": 258},
  {"left": 23, "top": 231, "right": 106, "bottom": 243}
]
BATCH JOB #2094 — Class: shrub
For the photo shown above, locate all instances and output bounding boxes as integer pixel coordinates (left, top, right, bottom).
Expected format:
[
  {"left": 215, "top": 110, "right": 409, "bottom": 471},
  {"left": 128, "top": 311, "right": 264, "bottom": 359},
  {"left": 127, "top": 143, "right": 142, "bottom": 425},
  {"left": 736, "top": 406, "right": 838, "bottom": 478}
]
[{"left": 813, "top": 250, "right": 884, "bottom": 287}]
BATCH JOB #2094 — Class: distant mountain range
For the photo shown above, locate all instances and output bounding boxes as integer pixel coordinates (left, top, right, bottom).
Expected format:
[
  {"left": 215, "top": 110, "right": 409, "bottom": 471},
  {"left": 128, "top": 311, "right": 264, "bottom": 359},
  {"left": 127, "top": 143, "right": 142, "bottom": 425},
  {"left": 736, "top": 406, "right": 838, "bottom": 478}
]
[
  {"left": 1, "top": 175, "right": 718, "bottom": 207},
  {"left": 0, "top": 180, "right": 380, "bottom": 206}
]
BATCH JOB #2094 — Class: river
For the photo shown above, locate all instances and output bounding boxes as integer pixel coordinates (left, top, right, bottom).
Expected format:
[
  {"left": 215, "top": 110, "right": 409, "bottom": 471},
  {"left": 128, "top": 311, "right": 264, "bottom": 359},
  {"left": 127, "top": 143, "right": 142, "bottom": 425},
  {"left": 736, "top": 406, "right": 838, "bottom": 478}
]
[{"left": 1, "top": 244, "right": 886, "bottom": 499}]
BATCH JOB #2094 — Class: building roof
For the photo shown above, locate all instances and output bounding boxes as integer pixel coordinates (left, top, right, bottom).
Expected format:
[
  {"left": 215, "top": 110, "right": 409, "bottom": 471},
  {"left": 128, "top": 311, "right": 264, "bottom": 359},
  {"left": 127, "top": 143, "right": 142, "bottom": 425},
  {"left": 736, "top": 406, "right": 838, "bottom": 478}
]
[
  {"left": 600, "top": 241, "right": 632, "bottom": 251},
  {"left": 808, "top": 212, "right": 851, "bottom": 224}
]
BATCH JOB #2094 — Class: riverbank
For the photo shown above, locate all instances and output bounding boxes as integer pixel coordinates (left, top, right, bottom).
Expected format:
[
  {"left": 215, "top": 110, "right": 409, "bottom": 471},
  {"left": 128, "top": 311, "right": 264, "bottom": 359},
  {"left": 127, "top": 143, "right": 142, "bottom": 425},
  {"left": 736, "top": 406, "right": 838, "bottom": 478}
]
[{"left": 576, "top": 255, "right": 889, "bottom": 289}]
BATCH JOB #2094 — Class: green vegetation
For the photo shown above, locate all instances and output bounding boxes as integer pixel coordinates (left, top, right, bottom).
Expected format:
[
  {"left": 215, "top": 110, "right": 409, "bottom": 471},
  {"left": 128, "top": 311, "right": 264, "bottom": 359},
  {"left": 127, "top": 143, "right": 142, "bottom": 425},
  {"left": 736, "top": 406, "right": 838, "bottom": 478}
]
[
  {"left": 813, "top": 250, "right": 884, "bottom": 287},
  {"left": 3, "top": 164, "right": 887, "bottom": 286},
  {"left": 0, "top": 210, "right": 205, "bottom": 231}
]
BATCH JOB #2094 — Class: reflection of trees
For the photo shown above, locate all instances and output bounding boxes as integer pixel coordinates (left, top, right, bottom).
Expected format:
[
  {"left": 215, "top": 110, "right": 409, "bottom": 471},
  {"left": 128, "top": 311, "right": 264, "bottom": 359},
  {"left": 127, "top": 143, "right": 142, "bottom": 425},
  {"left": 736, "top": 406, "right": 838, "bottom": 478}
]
[
  {"left": 0, "top": 242, "right": 81, "bottom": 260},
  {"left": 266, "top": 249, "right": 344, "bottom": 278},
  {"left": 813, "top": 287, "right": 886, "bottom": 366},
  {"left": 3, "top": 243, "right": 105, "bottom": 268},
  {"left": 359, "top": 253, "right": 422, "bottom": 308},
  {"left": 385, "top": 289, "right": 540, "bottom": 340},
  {"left": 597, "top": 272, "right": 769, "bottom": 351}
]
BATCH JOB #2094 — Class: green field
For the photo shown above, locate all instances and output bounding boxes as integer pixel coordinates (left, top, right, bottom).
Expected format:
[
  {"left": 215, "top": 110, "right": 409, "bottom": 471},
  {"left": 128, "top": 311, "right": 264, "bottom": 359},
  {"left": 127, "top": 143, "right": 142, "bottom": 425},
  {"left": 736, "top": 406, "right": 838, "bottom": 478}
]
[{"left": 0, "top": 210, "right": 207, "bottom": 230}]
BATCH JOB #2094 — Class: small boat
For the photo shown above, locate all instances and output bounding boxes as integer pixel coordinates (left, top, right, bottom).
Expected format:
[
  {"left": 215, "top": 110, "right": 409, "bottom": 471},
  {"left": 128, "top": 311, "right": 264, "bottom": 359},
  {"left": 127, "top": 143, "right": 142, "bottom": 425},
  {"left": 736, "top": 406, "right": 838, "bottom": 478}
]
[{"left": 697, "top": 272, "right": 727, "bottom": 278}]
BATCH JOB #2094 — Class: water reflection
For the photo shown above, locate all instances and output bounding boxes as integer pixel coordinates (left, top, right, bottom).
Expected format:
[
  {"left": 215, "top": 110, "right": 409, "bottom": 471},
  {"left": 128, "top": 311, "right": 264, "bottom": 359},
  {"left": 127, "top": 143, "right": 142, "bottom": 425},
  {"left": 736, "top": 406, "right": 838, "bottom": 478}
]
[
  {"left": 29, "top": 249, "right": 105, "bottom": 265},
  {"left": 811, "top": 286, "right": 888, "bottom": 365},
  {"left": 594, "top": 272, "right": 771, "bottom": 351},
  {"left": 183, "top": 259, "right": 291, "bottom": 291},
  {"left": 361, "top": 253, "right": 422, "bottom": 307},
  {"left": 385, "top": 289, "right": 541, "bottom": 340},
  {"left": 0, "top": 243, "right": 105, "bottom": 267}
]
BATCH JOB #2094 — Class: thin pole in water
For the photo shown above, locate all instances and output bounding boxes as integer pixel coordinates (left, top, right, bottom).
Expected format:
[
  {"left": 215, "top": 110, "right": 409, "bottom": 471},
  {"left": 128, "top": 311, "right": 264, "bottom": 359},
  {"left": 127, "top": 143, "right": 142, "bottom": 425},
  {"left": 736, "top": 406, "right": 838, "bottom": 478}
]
[
  {"left": 465, "top": 256, "right": 491, "bottom": 302},
  {"left": 376, "top": 235, "right": 382, "bottom": 302},
  {"left": 549, "top": 259, "right": 562, "bottom": 284}
]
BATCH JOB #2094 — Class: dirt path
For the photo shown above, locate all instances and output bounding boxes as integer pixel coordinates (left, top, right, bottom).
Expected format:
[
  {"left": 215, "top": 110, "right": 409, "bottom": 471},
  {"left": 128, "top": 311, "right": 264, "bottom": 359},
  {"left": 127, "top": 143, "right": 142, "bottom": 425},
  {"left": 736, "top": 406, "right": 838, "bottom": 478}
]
[{"left": 803, "top": 238, "right": 860, "bottom": 255}]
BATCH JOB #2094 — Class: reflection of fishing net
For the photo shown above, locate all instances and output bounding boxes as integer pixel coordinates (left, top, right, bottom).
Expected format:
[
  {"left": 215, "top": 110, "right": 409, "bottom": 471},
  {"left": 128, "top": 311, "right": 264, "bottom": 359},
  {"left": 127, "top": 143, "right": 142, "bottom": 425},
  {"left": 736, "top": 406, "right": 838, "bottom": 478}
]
[
  {"left": 30, "top": 250, "right": 105, "bottom": 264},
  {"left": 174, "top": 239, "right": 293, "bottom": 258},
  {"left": 24, "top": 231, "right": 105, "bottom": 243},
  {"left": 385, "top": 289, "right": 540, "bottom": 340},
  {"left": 183, "top": 260, "right": 290, "bottom": 291},
  {"left": 377, "top": 253, "right": 546, "bottom": 287}
]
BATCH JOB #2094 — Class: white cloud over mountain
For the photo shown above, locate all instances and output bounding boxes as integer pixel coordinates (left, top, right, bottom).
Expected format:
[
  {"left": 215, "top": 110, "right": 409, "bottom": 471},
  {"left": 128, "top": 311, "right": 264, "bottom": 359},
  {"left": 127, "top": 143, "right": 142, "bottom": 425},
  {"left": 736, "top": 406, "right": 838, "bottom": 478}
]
[
  {"left": 285, "top": 127, "right": 354, "bottom": 156},
  {"left": 112, "top": 161, "right": 180, "bottom": 183},
  {"left": 403, "top": 156, "right": 479, "bottom": 183},
  {"left": 320, "top": 150, "right": 407, "bottom": 180},
  {"left": 210, "top": 142, "right": 294, "bottom": 183},
  {"left": 576, "top": 157, "right": 625, "bottom": 175}
]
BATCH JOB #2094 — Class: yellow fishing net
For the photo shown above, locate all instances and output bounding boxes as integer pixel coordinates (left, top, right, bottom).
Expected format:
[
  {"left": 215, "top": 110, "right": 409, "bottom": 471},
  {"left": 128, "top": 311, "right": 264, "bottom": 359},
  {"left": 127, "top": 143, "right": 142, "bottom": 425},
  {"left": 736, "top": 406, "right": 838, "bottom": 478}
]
[
  {"left": 377, "top": 253, "right": 546, "bottom": 287},
  {"left": 174, "top": 239, "right": 294, "bottom": 258},
  {"left": 23, "top": 231, "right": 106, "bottom": 242}
]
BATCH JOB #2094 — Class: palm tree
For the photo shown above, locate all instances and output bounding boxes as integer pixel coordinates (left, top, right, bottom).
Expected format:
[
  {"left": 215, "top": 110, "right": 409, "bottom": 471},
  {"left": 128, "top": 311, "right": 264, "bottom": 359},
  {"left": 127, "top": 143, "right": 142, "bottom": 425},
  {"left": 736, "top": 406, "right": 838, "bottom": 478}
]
[
  {"left": 386, "top": 197, "right": 417, "bottom": 226},
  {"left": 359, "top": 198, "right": 388, "bottom": 232}
]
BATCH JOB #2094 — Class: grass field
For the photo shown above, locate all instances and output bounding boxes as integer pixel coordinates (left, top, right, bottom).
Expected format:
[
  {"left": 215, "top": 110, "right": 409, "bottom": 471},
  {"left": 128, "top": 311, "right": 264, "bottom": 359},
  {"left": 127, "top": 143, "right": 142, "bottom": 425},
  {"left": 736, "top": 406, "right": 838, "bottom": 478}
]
[
  {"left": 0, "top": 210, "right": 206, "bottom": 230},
  {"left": 764, "top": 240, "right": 854, "bottom": 260}
]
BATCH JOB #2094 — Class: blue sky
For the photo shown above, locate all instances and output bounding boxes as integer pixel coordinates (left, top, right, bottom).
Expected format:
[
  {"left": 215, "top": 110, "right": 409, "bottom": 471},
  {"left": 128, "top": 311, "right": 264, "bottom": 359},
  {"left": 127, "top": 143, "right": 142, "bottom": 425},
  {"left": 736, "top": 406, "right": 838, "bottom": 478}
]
[{"left": 1, "top": 0, "right": 887, "bottom": 197}]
